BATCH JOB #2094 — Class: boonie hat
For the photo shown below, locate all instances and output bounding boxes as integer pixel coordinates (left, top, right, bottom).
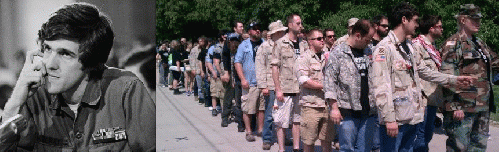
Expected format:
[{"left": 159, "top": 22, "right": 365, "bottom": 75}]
[
  {"left": 348, "top": 18, "right": 359, "bottom": 27},
  {"left": 268, "top": 20, "right": 288, "bottom": 35}
]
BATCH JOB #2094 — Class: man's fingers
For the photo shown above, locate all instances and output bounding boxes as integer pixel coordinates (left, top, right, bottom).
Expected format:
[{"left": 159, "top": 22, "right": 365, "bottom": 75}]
[{"left": 25, "top": 49, "right": 43, "bottom": 65}]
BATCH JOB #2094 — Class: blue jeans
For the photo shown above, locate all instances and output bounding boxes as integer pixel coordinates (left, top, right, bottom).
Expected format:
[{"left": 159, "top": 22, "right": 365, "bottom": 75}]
[
  {"left": 195, "top": 75, "right": 204, "bottom": 100},
  {"left": 262, "top": 90, "right": 276, "bottom": 144},
  {"left": 372, "top": 115, "right": 380, "bottom": 151},
  {"left": 414, "top": 106, "right": 437, "bottom": 152},
  {"left": 338, "top": 114, "right": 375, "bottom": 152},
  {"left": 159, "top": 62, "right": 168, "bottom": 86},
  {"left": 203, "top": 77, "right": 211, "bottom": 107},
  {"left": 380, "top": 123, "right": 417, "bottom": 152}
]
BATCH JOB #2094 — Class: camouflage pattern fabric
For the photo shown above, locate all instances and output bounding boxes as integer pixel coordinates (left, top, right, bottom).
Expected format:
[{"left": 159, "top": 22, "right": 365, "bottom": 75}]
[
  {"left": 443, "top": 111, "right": 489, "bottom": 151},
  {"left": 255, "top": 40, "right": 275, "bottom": 90},
  {"left": 296, "top": 49, "right": 326, "bottom": 108}
]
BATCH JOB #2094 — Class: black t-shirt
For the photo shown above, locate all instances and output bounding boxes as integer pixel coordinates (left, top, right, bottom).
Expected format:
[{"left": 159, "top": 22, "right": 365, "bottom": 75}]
[
  {"left": 158, "top": 50, "right": 168, "bottom": 64},
  {"left": 172, "top": 49, "right": 184, "bottom": 67},
  {"left": 351, "top": 47, "right": 370, "bottom": 114},
  {"left": 251, "top": 39, "right": 263, "bottom": 61},
  {"left": 197, "top": 48, "right": 208, "bottom": 73},
  {"left": 292, "top": 41, "right": 300, "bottom": 55},
  {"left": 372, "top": 39, "right": 380, "bottom": 46},
  {"left": 315, "top": 52, "right": 322, "bottom": 60}
]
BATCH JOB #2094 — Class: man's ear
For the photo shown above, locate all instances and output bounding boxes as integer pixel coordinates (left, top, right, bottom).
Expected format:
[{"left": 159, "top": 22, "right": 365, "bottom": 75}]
[{"left": 401, "top": 16, "right": 408, "bottom": 24}]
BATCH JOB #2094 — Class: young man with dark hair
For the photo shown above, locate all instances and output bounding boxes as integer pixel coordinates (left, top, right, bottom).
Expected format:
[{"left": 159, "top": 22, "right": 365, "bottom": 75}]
[
  {"left": 323, "top": 29, "right": 336, "bottom": 52},
  {"left": 411, "top": 14, "right": 444, "bottom": 152},
  {"left": 370, "top": 2, "right": 473, "bottom": 151},
  {"left": 220, "top": 21, "right": 245, "bottom": 132},
  {"left": 206, "top": 30, "right": 227, "bottom": 116},
  {"left": 272, "top": 13, "right": 309, "bottom": 152},
  {"left": 325, "top": 19, "right": 377, "bottom": 152},
  {"left": 0, "top": 3, "right": 155, "bottom": 151},
  {"left": 440, "top": 4, "right": 499, "bottom": 151}
]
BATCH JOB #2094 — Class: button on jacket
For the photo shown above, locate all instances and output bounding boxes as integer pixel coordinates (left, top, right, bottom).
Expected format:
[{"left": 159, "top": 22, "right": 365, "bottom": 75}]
[
  {"left": 440, "top": 32, "right": 499, "bottom": 113},
  {"left": 296, "top": 49, "right": 326, "bottom": 107},
  {"left": 0, "top": 68, "right": 156, "bottom": 151},
  {"left": 324, "top": 43, "right": 375, "bottom": 112},
  {"left": 370, "top": 31, "right": 456, "bottom": 125},
  {"left": 255, "top": 40, "right": 275, "bottom": 90},
  {"left": 271, "top": 33, "right": 309, "bottom": 94}
]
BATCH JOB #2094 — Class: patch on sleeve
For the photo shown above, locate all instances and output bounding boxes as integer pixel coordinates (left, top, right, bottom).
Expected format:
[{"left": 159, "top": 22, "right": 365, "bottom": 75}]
[
  {"left": 375, "top": 55, "right": 386, "bottom": 62},
  {"left": 446, "top": 41, "right": 456, "bottom": 46},
  {"left": 378, "top": 48, "right": 386, "bottom": 55}
]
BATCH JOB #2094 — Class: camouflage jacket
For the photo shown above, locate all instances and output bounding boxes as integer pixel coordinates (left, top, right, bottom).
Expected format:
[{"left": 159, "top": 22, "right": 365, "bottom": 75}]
[
  {"left": 256, "top": 40, "right": 275, "bottom": 90},
  {"left": 412, "top": 35, "right": 444, "bottom": 107},
  {"left": 440, "top": 32, "right": 499, "bottom": 113},
  {"left": 371, "top": 31, "right": 456, "bottom": 125},
  {"left": 296, "top": 49, "right": 326, "bottom": 107},
  {"left": 332, "top": 34, "right": 348, "bottom": 49},
  {"left": 324, "top": 42, "right": 376, "bottom": 112},
  {"left": 271, "top": 33, "right": 309, "bottom": 93},
  {"left": 189, "top": 45, "right": 201, "bottom": 75}
]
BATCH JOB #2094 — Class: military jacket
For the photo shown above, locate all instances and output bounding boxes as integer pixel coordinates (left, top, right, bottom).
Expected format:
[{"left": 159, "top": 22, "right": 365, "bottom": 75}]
[
  {"left": 332, "top": 34, "right": 348, "bottom": 49},
  {"left": 189, "top": 45, "right": 201, "bottom": 75},
  {"left": 371, "top": 31, "right": 456, "bottom": 125},
  {"left": 256, "top": 40, "right": 275, "bottom": 90},
  {"left": 296, "top": 49, "right": 326, "bottom": 107},
  {"left": 271, "top": 33, "right": 309, "bottom": 93},
  {"left": 440, "top": 32, "right": 499, "bottom": 113},
  {"left": 324, "top": 43, "right": 376, "bottom": 112},
  {"left": 412, "top": 35, "right": 444, "bottom": 107}
]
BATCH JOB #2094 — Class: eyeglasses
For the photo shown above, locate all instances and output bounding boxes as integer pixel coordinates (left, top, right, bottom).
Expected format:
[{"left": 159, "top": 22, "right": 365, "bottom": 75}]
[
  {"left": 310, "top": 37, "right": 324, "bottom": 41},
  {"left": 326, "top": 35, "right": 336, "bottom": 39}
]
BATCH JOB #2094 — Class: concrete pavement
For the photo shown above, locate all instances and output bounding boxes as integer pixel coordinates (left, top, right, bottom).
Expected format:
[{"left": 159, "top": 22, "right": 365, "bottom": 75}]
[{"left": 157, "top": 86, "right": 499, "bottom": 152}]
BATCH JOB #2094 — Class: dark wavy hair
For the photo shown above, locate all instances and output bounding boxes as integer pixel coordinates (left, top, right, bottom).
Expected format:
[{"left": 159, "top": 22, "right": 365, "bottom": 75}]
[
  {"left": 419, "top": 15, "right": 442, "bottom": 35},
  {"left": 389, "top": 2, "right": 419, "bottom": 29},
  {"left": 38, "top": 3, "right": 114, "bottom": 80}
]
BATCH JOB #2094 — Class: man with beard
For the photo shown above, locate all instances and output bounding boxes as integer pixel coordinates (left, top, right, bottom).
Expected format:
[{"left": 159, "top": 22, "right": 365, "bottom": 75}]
[
  {"left": 235, "top": 22, "right": 265, "bottom": 142},
  {"left": 411, "top": 15, "right": 445, "bottom": 152},
  {"left": 371, "top": 15, "right": 389, "bottom": 46}
]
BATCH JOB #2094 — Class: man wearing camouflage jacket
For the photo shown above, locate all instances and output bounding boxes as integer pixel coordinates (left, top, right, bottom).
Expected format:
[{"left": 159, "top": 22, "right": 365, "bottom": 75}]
[{"left": 440, "top": 4, "right": 499, "bottom": 151}]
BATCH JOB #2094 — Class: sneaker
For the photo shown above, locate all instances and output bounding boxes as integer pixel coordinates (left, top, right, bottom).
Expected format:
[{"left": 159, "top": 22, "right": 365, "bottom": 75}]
[
  {"left": 212, "top": 109, "right": 218, "bottom": 116},
  {"left": 262, "top": 142, "right": 272, "bottom": 150},
  {"left": 245, "top": 133, "right": 255, "bottom": 142},
  {"left": 221, "top": 120, "right": 228, "bottom": 127},
  {"left": 208, "top": 107, "right": 213, "bottom": 111}
]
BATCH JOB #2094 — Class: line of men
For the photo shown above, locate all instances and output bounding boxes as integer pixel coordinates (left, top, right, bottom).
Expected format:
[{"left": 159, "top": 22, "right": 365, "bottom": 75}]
[{"left": 182, "top": 2, "right": 495, "bottom": 152}]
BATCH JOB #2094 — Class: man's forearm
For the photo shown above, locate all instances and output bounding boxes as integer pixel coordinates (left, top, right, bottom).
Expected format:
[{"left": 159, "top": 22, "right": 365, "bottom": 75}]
[
  {"left": 302, "top": 79, "right": 323, "bottom": 90},
  {"left": 214, "top": 59, "right": 222, "bottom": 74},
  {"left": 2, "top": 86, "right": 29, "bottom": 122},
  {"left": 272, "top": 66, "right": 281, "bottom": 92},
  {"left": 234, "top": 63, "right": 246, "bottom": 82},
  {"left": 206, "top": 62, "right": 215, "bottom": 76}
]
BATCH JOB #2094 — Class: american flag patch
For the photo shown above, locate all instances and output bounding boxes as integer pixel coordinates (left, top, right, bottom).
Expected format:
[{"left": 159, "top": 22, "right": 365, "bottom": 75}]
[{"left": 375, "top": 55, "right": 386, "bottom": 62}]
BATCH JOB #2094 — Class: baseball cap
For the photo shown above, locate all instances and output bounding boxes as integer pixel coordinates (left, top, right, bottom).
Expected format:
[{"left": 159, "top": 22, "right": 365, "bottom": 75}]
[{"left": 247, "top": 22, "right": 262, "bottom": 31}]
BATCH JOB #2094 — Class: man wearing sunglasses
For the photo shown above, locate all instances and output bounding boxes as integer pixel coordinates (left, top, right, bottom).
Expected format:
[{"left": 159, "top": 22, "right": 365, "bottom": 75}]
[
  {"left": 440, "top": 4, "right": 499, "bottom": 151},
  {"left": 411, "top": 14, "right": 444, "bottom": 152},
  {"left": 325, "top": 19, "right": 376, "bottom": 152},
  {"left": 371, "top": 15, "right": 389, "bottom": 46},
  {"left": 234, "top": 22, "right": 265, "bottom": 142},
  {"left": 296, "top": 28, "right": 335, "bottom": 152}
]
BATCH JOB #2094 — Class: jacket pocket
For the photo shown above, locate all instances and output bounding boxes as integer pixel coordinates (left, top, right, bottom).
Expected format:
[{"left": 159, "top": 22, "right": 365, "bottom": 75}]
[{"left": 393, "top": 97, "right": 415, "bottom": 121}]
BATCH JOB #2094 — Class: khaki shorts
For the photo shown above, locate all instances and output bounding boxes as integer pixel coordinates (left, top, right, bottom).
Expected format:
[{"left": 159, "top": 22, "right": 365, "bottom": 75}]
[
  {"left": 300, "top": 106, "right": 335, "bottom": 145},
  {"left": 272, "top": 95, "right": 301, "bottom": 128},
  {"left": 210, "top": 77, "right": 225, "bottom": 98},
  {"left": 241, "top": 87, "right": 265, "bottom": 114}
]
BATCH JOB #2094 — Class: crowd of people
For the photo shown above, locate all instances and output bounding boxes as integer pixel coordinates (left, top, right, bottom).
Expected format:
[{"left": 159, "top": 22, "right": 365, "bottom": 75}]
[{"left": 157, "top": 2, "right": 496, "bottom": 152}]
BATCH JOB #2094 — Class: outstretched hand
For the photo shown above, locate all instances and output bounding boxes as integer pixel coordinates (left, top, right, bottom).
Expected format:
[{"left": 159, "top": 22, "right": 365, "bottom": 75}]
[{"left": 455, "top": 76, "right": 477, "bottom": 89}]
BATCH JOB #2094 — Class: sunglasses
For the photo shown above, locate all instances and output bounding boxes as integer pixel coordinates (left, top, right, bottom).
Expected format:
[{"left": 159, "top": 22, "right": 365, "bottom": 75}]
[
  {"left": 379, "top": 24, "right": 389, "bottom": 28},
  {"left": 310, "top": 37, "right": 324, "bottom": 41},
  {"left": 326, "top": 35, "right": 336, "bottom": 39}
]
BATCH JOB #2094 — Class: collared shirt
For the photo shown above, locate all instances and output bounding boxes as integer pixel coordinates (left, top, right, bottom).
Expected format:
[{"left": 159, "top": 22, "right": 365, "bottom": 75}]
[
  {"left": 440, "top": 32, "right": 499, "bottom": 112},
  {"left": 255, "top": 40, "right": 275, "bottom": 90},
  {"left": 324, "top": 42, "right": 376, "bottom": 112},
  {"left": 371, "top": 31, "right": 456, "bottom": 125},
  {"left": 234, "top": 38, "right": 265, "bottom": 87},
  {"left": 0, "top": 68, "right": 156, "bottom": 151},
  {"left": 296, "top": 49, "right": 326, "bottom": 107},
  {"left": 271, "top": 33, "right": 309, "bottom": 93},
  {"left": 412, "top": 35, "right": 444, "bottom": 107}
]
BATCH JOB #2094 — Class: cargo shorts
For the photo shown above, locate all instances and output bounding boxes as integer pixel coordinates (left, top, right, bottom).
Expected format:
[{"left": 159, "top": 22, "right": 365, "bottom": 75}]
[{"left": 300, "top": 106, "right": 335, "bottom": 145}]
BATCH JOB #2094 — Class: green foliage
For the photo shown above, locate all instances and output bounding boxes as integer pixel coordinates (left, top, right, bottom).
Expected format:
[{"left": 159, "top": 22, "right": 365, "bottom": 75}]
[{"left": 157, "top": 0, "right": 499, "bottom": 51}]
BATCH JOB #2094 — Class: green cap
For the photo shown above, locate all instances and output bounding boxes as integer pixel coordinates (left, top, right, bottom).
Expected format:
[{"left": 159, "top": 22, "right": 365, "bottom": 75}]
[{"left": 458, "top": 4, "right": 482, "bottom": 19}]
